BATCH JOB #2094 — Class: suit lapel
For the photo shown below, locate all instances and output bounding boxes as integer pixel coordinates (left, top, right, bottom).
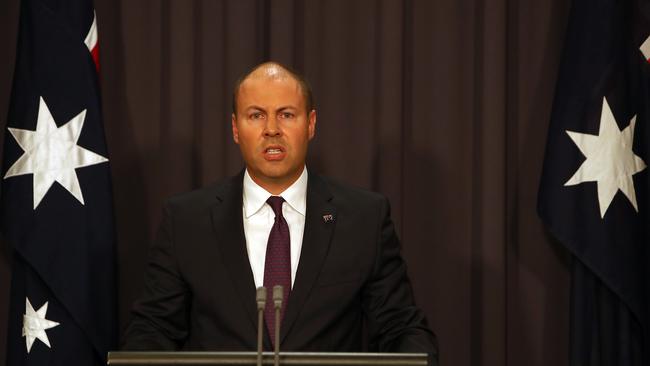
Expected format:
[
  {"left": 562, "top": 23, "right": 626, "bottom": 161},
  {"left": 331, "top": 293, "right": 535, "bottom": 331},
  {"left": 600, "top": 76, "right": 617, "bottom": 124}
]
[
  {"left": 281, "top": 173, "right": 336, "bottom": 344},
  {"left": 210, "top": 172, "right": 259, "bottom": 335}
]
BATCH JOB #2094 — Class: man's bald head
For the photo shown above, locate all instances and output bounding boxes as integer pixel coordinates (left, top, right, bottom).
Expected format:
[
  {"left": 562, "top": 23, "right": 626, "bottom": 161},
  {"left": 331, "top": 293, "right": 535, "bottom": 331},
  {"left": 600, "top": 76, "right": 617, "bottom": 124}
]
[{"left": 232, "top": 62, "right": 314, "bottom": 116}]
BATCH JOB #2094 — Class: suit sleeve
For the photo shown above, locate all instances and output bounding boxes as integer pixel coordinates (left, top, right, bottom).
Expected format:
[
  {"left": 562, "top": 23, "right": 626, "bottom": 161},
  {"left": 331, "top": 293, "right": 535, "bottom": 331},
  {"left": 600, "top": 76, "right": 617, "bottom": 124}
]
[
  {"left": 361, "top": 196, "right": 439, "bottom": 362},
  {"left": 121, "top": 202, "right": 190, "bottom": 350}
]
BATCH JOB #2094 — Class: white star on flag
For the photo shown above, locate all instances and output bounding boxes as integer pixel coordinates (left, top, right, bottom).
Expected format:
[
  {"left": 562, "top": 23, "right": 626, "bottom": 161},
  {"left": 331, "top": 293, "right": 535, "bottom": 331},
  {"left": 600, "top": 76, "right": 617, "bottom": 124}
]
[
  {"left": 640, "top": 35, "right": 650, "bottom": 62},
  {"left": 3, "top": 96, "right": 109, "bottom": 209},
  {"left": 83, "top": 11, "right": 98, "bottom": 52},
  {"left": 22, "top": 298, "right": 60, "bottom": 353},
  {"left": 564, "top": 97, "right": 647, "bottom": 218}
]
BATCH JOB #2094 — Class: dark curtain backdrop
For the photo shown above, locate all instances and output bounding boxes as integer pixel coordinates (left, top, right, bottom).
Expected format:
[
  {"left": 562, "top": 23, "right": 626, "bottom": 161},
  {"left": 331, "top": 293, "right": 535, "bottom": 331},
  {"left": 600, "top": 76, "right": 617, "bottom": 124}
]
[{"left": 0, "top": 0, "right": 572, "bottom": 365}]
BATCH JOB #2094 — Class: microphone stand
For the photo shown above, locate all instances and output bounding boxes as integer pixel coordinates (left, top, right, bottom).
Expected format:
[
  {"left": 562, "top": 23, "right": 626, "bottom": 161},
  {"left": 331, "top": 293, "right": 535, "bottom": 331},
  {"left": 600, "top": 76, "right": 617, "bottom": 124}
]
[
  {"left": 256, "top": 287, "right": 267, "bottom": 366},
  {"left": 273, "top": 286, "right": 283, "bottom": 366}
]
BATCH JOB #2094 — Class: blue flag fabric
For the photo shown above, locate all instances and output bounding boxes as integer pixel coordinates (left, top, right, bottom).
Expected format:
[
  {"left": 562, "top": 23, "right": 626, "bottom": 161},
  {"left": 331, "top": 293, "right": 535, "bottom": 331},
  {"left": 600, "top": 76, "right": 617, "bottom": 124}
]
[
  {"left": 2, "top": 0, "right": 116, "bottom": 365},
  {"left": 538, "top": 0, "right": 650, "bottom": 364}
]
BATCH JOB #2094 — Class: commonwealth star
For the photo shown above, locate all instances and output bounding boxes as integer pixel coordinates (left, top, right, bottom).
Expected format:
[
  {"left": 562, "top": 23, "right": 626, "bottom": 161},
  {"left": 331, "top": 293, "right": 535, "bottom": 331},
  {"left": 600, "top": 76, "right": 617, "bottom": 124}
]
[
  {"left": 564, "top": 97, "right": 646, "bottom": 218},
  {"left": 3, "top": 96, "right": 108, "bottom": 209},
  {"left": 22, "top": 298, "right": 60, "bottom": 353}
]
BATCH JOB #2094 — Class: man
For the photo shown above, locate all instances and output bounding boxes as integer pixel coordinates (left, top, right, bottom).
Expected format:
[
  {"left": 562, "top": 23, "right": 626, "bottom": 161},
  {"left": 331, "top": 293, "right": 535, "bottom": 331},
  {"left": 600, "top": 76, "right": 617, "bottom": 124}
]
[{"left": 122, "top": 62, "right": 438, "bottom": 359}]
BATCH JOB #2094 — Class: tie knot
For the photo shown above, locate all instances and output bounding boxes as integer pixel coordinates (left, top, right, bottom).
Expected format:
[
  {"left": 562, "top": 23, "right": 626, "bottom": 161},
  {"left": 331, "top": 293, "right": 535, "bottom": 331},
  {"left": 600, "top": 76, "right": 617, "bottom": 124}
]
[{"left": 267, "top": 196, "right": 285, "bottom": 217}]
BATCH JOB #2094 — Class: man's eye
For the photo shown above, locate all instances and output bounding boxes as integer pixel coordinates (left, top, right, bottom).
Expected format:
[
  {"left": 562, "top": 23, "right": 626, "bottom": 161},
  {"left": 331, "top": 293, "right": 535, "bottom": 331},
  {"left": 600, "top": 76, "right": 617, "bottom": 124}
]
[
  {"left": 279, "top": 112, "right": 294, "bottom": 119},
  {"left": 250, "top": 112, "right": 264, "bottom": 120}
]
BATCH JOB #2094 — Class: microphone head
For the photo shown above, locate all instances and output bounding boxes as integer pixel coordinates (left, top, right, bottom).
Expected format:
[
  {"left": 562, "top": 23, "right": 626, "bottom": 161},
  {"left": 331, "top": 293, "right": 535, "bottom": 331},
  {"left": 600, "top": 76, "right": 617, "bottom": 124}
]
[
  {"left": 273, "top": 285, "right": 283, "bottom": 308},
  {"left": 256, "top": 287, "right": 267, "bottom": 310}
]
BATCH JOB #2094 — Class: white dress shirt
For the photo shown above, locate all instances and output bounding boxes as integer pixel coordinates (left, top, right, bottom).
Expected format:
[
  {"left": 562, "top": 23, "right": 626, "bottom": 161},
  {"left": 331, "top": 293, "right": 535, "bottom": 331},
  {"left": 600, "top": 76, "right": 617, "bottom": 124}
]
[{"left": 242, "top": 167, "right": 307, "bottom": 289}]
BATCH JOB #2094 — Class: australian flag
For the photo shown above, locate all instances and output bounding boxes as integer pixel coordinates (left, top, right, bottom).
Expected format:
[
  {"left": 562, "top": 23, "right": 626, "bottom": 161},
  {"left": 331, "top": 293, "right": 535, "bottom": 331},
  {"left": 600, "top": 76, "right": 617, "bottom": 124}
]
[
  {"left": 538, "top": 0, "right": 650, "bottom": 364},
  {"left": 1, "top": 0, "right": 116, "bottom": 365}
]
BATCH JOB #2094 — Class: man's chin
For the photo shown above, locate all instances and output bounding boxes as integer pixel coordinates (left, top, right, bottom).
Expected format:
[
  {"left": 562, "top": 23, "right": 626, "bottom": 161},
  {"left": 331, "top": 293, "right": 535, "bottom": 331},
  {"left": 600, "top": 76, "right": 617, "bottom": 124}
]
[{"left": 249, "top": 164, "right": 302, "bottom": 184}]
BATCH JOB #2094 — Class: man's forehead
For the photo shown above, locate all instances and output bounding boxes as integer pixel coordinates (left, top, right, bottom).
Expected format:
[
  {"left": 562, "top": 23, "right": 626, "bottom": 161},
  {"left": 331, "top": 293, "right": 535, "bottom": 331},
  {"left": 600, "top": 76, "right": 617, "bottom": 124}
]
[
  {"left": 242, "top": 66, "right": 297, "bottom": 86},
  {"left": 239, "top": 74, "right": 302, "bottom": 97},
  {"left": 250, "top": 63, "right": 289, "bottom": 78},
  {"left": 233, "top": 62, "right": 310, "bottom": 114}
]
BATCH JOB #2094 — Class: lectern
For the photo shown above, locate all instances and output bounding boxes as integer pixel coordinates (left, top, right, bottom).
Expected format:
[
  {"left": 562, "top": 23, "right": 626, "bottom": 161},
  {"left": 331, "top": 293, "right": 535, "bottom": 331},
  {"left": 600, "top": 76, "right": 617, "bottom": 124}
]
[{"left": 107, "top": 352, "right": 429, "bottom": 366}]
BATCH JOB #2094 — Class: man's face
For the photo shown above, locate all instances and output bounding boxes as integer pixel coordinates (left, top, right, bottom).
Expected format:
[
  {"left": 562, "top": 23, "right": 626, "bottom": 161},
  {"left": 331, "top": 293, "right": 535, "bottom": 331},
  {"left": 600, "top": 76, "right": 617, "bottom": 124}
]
[{"left": 232, "top": 75, "right": 316, "bottom": 191}]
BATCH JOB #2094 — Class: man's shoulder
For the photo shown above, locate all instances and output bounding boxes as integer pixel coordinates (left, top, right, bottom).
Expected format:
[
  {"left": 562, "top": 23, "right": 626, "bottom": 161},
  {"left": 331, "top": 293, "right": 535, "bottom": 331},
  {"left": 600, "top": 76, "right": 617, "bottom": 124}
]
[
  {"left": 311, "top": 172, "right": 386, "bottom": 206},
  {"left": 164, "top": 173, "right": 241, "bottom": 211},
  {"left": 162, "top": 171, "right": 389, "bottom": 211}
]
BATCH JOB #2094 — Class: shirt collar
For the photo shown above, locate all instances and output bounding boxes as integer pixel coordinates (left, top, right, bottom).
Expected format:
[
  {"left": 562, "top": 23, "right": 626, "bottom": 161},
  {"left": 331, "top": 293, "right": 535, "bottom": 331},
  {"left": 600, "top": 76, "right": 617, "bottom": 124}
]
[{"left": 242, "top": 166, "right": 308, "bottom": 218}]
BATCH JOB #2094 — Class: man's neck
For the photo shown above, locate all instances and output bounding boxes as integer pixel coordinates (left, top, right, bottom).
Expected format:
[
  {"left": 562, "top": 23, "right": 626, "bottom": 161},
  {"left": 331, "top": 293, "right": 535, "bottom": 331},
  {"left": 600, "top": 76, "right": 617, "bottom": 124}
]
[{"left": 247, "top": 168, "right": 305, "bottom": 195}]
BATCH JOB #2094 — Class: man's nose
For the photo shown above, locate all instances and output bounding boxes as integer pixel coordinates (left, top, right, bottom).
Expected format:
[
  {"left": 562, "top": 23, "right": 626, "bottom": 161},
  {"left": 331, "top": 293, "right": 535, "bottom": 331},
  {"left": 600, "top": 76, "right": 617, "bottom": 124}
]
[{"left": 264, "top": 116, "right": 281, "bottom": 136}]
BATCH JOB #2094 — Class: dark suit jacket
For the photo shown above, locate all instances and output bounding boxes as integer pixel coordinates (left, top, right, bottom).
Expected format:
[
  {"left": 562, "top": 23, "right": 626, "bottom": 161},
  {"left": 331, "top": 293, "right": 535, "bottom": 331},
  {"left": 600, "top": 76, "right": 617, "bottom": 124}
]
[{"left": 122, "top": 171, "right": 437, "bottom": 357}]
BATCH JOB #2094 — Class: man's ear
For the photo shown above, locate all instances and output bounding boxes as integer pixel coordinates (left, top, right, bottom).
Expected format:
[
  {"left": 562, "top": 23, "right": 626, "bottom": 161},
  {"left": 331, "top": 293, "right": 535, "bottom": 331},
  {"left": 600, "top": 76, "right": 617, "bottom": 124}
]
[
  {"left": 308, "top": 110, "right": 316, "bottom": 140},
  {"left": 231, "top": 114, "right": 239, "bottom": 144}
]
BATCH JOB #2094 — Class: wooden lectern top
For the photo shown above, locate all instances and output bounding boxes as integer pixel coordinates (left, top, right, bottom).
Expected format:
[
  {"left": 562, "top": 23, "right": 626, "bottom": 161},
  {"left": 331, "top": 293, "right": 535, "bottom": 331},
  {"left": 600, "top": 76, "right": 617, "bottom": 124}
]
[{"left": 107, "top": 351, "right": 429, "bottom": 366}]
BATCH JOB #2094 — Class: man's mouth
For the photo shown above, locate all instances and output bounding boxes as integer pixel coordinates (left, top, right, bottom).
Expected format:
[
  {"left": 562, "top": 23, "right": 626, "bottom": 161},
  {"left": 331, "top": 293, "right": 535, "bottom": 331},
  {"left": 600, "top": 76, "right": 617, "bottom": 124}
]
[{"left": 263, "top": 146, "right": 286, "bottom": 161}]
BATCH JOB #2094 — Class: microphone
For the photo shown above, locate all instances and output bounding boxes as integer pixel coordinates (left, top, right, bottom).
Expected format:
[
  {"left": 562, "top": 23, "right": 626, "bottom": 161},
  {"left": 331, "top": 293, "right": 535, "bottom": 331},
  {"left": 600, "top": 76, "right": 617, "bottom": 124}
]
[
  {"left": 255, "top": 287, "right": 267, "bottom": 366},
  {"left": 273, "top": 285, "right": 283, "bottom": 366}
]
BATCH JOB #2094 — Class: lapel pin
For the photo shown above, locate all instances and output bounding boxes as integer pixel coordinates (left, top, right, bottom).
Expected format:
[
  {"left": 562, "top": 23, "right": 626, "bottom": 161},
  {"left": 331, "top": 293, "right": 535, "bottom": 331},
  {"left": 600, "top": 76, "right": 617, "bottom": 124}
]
[{"left": 322, "top": 214, "right": 334, "bottom": 223}]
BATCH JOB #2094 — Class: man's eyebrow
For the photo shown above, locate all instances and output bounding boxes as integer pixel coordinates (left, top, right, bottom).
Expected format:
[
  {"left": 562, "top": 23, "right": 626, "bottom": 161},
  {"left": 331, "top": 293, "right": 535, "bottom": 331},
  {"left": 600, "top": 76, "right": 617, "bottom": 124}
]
[
  {"left": 277, "top": 106, "right": 297, "bottom": 111},
  {"left": 245, "top": 105, "right": 265, "bottom": 112}
]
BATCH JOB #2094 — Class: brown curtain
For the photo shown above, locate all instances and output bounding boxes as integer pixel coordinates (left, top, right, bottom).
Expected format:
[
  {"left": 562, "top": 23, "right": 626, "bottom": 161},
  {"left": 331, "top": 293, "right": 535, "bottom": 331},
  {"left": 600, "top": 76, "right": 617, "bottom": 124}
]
[{"left": 0, "top": 0, "right": 572, "bottom": 364}]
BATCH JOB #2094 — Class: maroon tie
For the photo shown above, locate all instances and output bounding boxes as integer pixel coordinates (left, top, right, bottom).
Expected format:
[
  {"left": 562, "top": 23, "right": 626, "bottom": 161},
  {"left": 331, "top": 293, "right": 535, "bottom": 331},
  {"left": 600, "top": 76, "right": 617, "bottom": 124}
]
[{"left": 263, "top": 196, "right": 291, "bottom": 346}]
